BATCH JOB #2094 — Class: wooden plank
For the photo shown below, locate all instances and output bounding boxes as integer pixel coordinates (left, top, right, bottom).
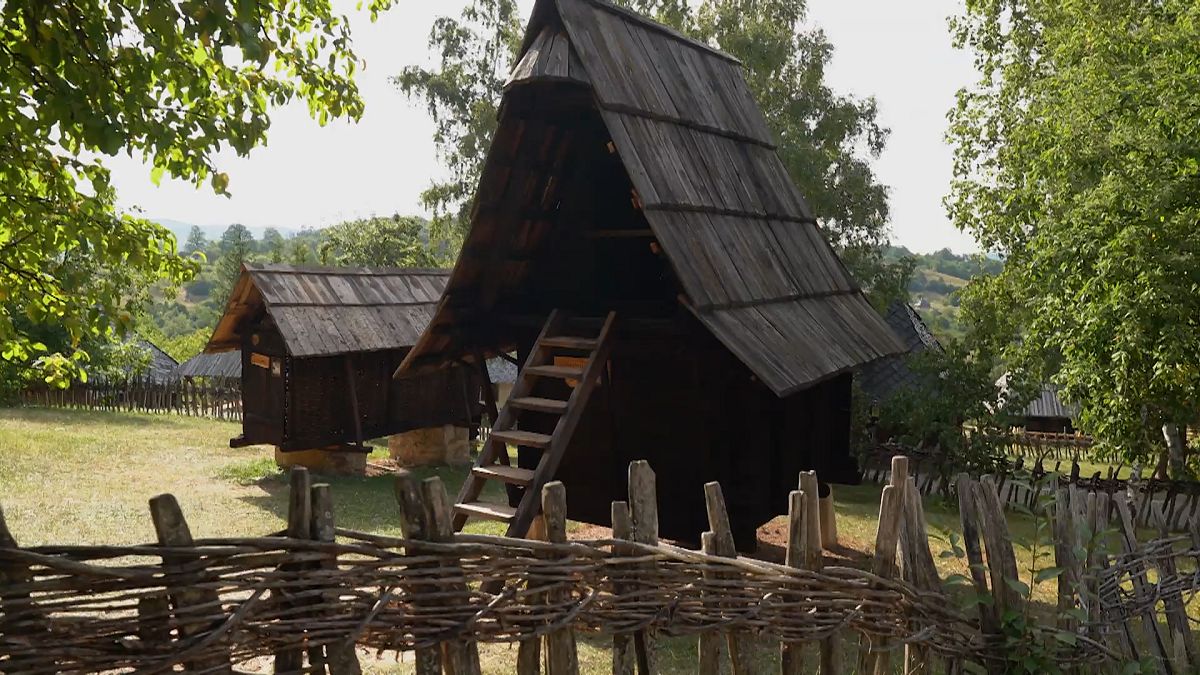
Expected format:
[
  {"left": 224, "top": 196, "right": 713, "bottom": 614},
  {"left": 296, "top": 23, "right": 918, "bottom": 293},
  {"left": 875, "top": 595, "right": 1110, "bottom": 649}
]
[
  {"left": 780, "top": 490, "right": 808, "bottom": 675},
  {"left": 0, "top": 505, "right": 54, "bottom": 674},
  {"left": 472, "top": 465, "right": 535, "bottom": 486},
  {"left": 491, "top": 429, "right": 553, "bottom": 449},
  {"left": 542, "top": 482, "right": 579, "bottom": 675},
  {"left": 149, "top": 494, "right": 234, "bottom": 674},
  {"left": 612, "top": 501, "right": 636, "bottom": 675},
  {"left": 1151, "top": 504, "right": 1198, "bottom": 672},
  {"left": 698, "top": 532, "right": 729, "bottom": 675},
  {"left": 858, "top": 482, "right": 903, "bottom": 675},
  {"left": 898, "top": 476, "right": 940, "bottom": 675},
  {"left": 628, "top": 460, "right": 659, "bottom": 674},
  {"left": 798, "top": 471, "right": 838, "bottom": 673},
  {"left": 955, "top": 474, "right": 998, "bottom": 655},
  {"left": 311, "top": 484, "right": 362, "bottom": 675},
  {"left": 525, "top": 364, "right": 585, "bottom": 380},
  {"left": 393, "top": 471, "right": 440, "bottom": 675},
  {"left": 974, "top": 476, "right": 1023, "bottom": 617},
  {"left": 455, "top": 500, "right": 517, "bottom": 522},
  {"left": 703, "top": 482, "right": 752, "bottom": 675},
  {"left": 422, "top": 477, "right": 483, "bottom": 675},
  {"left": 1113, "top": 493, "right": 1171, "bottom": 674},
  {"left": 510, "top": 396, "right": 569, "bottom": 414}
]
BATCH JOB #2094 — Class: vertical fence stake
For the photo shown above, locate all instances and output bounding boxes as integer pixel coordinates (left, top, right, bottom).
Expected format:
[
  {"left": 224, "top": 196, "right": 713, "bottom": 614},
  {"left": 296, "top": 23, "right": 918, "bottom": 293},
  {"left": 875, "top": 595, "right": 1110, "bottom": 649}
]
[
  {"left": 628, "top": 460, "right": 659, "bottom": 675},
  {"left": 542, "top": 482, "right": 579, "bottom": 675},
  {"left": 1113, "top": 494, "right": 1171, "bottom": 674},
  {"left": 421, "top": 477, "right": 482, "bottom": 675},
  {"left": 780, "top": 489, "right": 806, "bottom": 675},
  {"left": 858, "top": 456, "right": 905, "bottom": 675},
  {"left": 273, "top": 467, "right": 312, "bottom": 673},
  {"left": 611, "top": 502, "right": 635, "bottom": 675},
  {"left": 394, "top": 470, "right": 440, "bottom": 675},
  {"left": 799, "top": 471, "right": 838, "bottom": 674},
  {"left": 0, "top": 505, "right": 55, "bottom": 673},
  {"left": 311, "top": 484, "right": 362, "bottom": 675},
  {"left": 703, "top": 482, "right": 752, "bottom": 675},
  {"left": 956, "top": 474, "right": 997, "bottom": 673},
  {"left": 899, "top": 475, "right": 940, "bottom": 674},
  {"left": 698, "top": 531, "right": 729, "bottom": 674},
  {"left": 149, "top": 494, "right": 233, "bottom": 674}
]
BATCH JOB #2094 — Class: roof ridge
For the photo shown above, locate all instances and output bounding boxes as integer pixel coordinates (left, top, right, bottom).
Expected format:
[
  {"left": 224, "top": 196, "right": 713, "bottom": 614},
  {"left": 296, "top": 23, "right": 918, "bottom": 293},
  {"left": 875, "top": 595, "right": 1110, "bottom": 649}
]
[
  {"left": 246, "top": 263, "right": 450, "bottom": 277},
  {"left": 573, "top": 0, "right": 741, "bottom": 66}
]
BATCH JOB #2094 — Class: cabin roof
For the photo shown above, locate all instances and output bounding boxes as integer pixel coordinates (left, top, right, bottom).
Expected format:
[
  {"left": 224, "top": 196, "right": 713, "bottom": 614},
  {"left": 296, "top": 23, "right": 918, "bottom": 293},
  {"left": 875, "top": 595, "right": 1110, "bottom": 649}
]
[
  {"left": 206, "top": 264, "right": 449, "bottom": 358},
  {"left": 857, "top": 302, "right": 942, "bottom": 402},
  {"left": 995, "top": 375, "right": 1080, "bottom": 421},
  {"left": 174, "top": 350, "right": 242, "bottom": 380},
  {"left": 397, "top": 0, "right": 903, "bottom": 396}
]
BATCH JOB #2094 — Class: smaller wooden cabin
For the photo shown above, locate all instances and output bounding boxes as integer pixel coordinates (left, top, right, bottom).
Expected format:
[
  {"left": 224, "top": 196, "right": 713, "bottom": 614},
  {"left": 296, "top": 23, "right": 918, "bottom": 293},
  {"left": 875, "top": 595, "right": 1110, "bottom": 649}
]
[{"left": 205, "top": 264, "right": 479, "bottom": 452}]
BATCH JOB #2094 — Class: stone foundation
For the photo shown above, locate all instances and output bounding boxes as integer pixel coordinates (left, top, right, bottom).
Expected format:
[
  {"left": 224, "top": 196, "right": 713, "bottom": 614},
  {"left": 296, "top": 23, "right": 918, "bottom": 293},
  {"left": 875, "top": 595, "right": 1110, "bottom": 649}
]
[
  {"left": 274, "top": 445, "right": 367, "bottom": 476},
  {"left": 389, "top": 425, "right": 471, "bottom": 467}
]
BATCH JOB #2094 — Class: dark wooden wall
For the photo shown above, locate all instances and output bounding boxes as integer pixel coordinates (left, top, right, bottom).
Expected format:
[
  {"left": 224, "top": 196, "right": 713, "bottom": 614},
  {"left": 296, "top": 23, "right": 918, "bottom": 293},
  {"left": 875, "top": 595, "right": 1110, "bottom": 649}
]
[
  {"left": 239, "top": 316, "right": 481, "bottom": 451},
  {"left": 515, "top": 317, "right": 856, "bottom": 551}
]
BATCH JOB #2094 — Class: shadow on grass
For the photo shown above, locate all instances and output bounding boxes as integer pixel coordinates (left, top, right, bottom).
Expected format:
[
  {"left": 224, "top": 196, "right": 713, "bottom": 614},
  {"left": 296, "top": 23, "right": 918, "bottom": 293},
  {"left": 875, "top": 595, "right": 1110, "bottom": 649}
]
[{"left": 233, "top": 464, "right": 510, "bottom": 535}]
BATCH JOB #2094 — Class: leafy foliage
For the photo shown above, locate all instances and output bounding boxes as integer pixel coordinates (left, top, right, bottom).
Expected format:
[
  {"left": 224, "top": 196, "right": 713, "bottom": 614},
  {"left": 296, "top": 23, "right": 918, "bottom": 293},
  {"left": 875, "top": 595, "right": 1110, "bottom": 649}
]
[
  {"left": 321, "top": 215, "right": 450, "bottom": 268},
  {"left": 0, "top": 0, "right": 393, "bottom": 385},
  {"left": 398, "top": 0, "right": 910, "bottom": 304},
  {"left": 947, "top": 0, "right": 1200, "bottom": 462}
]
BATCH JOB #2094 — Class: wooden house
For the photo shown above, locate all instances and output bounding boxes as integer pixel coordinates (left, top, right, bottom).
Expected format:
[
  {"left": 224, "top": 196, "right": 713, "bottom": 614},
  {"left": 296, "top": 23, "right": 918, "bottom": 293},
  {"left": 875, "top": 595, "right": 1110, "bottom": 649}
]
[
  {"left": 858, "top": 302, "right": 942, "bottom": 406},
  {"left": 205, "top": 264, "right": 479, "bottom": 454},
  {"left": 998, "top": 376, "right": 1079, "bottom": 434},
  {"left": 396, "top": 0, "right": 903, "bottom": 549}
]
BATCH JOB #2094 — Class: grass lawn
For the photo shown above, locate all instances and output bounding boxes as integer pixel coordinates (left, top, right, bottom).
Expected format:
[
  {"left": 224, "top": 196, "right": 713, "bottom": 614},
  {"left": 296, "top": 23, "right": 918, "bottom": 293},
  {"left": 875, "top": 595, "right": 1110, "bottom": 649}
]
[{"left": 0, "top": 407, "right": 1073, "bottom": 673}]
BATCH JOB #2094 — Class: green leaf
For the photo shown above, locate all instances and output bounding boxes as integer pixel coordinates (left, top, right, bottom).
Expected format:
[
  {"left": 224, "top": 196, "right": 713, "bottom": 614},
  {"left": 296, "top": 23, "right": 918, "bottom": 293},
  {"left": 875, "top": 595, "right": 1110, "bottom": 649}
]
[{"left": 1035, "top": 567, "right": 1064, "bottom": 583}]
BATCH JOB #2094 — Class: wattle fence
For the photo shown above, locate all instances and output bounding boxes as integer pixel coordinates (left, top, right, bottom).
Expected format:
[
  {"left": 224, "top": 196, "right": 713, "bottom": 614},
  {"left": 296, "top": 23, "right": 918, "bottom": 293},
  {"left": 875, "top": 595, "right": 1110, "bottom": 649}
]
[
  {"left": 1, "top": 458, "right": 1198, "bottom": 674},
  {"left": 19, "top": 377, "right": 242, "bottom": 422}
]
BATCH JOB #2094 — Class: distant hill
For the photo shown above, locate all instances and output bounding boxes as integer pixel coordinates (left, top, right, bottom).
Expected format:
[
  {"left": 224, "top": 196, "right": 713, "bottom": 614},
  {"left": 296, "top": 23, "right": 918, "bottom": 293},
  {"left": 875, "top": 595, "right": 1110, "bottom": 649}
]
[{"left": 885, "top": 246, "right": 1004, "bottom": 339}]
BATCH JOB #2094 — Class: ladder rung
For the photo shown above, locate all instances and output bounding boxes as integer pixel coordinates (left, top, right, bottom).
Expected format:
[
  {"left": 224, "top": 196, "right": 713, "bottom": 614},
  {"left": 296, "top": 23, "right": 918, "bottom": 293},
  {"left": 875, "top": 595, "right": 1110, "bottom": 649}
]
[
  {"left": 491, "top": 429, "right": 553, "bottom": 448},
  {"left": 541, "top": 336, "right": 599, "bottom": 350},
  {"left": 510, "top": 396, "right": 569, "bottom": 414},
  {"left": 525, "top": 364, "right": 584, "bottom": 380},
  {"left": 455, "top": 500, "right": 517, "bottom": 522},
  {"left": 473, "top": 464, "right": 535, "bottom": 486}
]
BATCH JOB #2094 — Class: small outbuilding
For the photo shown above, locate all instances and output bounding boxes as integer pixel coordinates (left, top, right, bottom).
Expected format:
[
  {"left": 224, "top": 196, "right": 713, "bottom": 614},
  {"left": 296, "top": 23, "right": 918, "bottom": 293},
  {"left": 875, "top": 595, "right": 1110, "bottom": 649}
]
[
  {"left": 858, "top": 301, "right": 942, "bottom": 406},
  {"left": 396, "top": 0, "right": 902, "bottom": 548},
  {"left": 205, "top": 264, "right": 480, "bottom": 459},
  {"left": 174, "top": 350, "right": 242, "bottom": 384}
]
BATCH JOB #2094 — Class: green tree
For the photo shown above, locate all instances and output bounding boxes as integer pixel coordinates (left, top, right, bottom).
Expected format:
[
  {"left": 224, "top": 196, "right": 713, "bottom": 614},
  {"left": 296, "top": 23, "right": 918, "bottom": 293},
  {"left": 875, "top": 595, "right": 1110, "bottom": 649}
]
[
  {"left": 322, "top": 215, "right": 447, "bottom": 268},
  {"left": 262, "top": 227, "right": 286, "bottom": 263},
  {"left": 947, "top": 0, "right": 1200, "bottom": 467},
  {"left": 213, "top": 224, "right": 254, "bottom": 303},
  {"left": 398, "top": 0, "right": 908, "bottom": 302},
  {"left": 290, "top": 239, "right": 314, "bottom": 266},
  {"left": 183, "top": 226, "right": 209, "bottom": 256},
  {"left": 0, "top": 0, "right": 393, "bottom": 385}
]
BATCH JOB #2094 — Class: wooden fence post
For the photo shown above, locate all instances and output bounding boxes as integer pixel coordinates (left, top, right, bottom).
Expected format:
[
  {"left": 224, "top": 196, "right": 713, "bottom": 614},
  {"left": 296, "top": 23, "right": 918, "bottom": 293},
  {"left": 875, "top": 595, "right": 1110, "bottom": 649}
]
[
  {"left": 798, "top": 470, "right": 838, "bottom": 674},
  {"left": 0, "top": 505, "right": 55, "bottom": 672},
  {"left": 393, "top": 471, "right": 441, "bottom": 675},
  {"left": 1113, "top": 494, "right": 1171, "bottom": 674},
  {"left": 628, "top": 460, "right": 659, "bottom": 675},
  {"left": 975, "top": 476, "right": 1022, "bottom": 616},
  {"left": 697, "top": 532, "right": 728, "bottom": 675},
  {"left": 702, "top": 482, "right": 752, "bottom": 675},
  {"left": 780, "top": 489, "right": 806, "bottom": 675},
  {"left": 421, "top": 476, "right": 482, "bottom": 675},
  {"left": 273, "top": 467, "right": 312, "bottom": 673},
  {"left": 858, "top": 456, "right": 905, "bottom": 675},
  {"left": 542, "top": 482, "right": 579, "bottom": 675},
  {"left": 612, "top": 501, "right": 635, "bottom": 675},
  {"left": 311, "top": 483, "right": 362, "bottom": 675},
  {"left": 149, "top": 493, "right": 233, "bottom": 674},
  {"left": 899, "top": 475, "right": 941, "bottom": 674},
  {"left": 956, "top": 474, "right": 998, "bottom": 673}
]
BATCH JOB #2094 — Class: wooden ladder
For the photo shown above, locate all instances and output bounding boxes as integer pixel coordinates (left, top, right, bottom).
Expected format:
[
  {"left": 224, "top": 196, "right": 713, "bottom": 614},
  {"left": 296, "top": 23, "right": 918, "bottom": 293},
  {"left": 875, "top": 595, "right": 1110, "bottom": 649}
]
[{"left": 453, "top": 309, "right": 617, "bottom": 537}]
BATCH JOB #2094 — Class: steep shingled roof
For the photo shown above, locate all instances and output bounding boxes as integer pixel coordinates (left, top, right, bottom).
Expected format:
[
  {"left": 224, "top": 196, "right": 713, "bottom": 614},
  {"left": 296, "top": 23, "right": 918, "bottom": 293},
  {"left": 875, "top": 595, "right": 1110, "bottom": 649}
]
[
  {"left": 397, "top": 0, "right": 902, "bottom": 395},
  {"left": 206, "top": 264, "right": 449, "bottom": 358},
  {"left": 857, "top": 302, "right": 942, "bottom": 402}
]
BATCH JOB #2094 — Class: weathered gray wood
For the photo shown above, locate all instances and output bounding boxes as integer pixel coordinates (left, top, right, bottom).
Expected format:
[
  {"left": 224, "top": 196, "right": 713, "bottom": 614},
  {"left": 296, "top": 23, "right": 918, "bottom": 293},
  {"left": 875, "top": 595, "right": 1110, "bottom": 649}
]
[
  {"left": 310, "top": 484, "right": 362, "bottom": 675},
  {"left": 422, "top": 477, "right": 483, "bottom": 675},
  {"left": 628, "top": 460, "right": 659, "bottom": 675},
  {"left": 138, "top": 593, "right": 172, "bottom": 647},
  {"left": 1052, "top": 486, "right": 1082, "bottom": 634},
  {"left": 798, "top": 471, "right": 838, "bottom": 674},
  {"left": 975, "top": 476, "right": 1023, "bottom": 617},
  {"left": 274, "top": 468, "right": 311, "bottom": 673},
  {"left": 858, "top": 483, "right": 902, "bottom": 675},
  {"left": 611, "top": 501, "right": 634, "bottom": 675},
  {"left": 703, "top": 482, "right": 752, "bottom": 675},
  {"left": 542, "top": 482, "right": 579, "bottom": 675},
  {"left": 1151, "top": 504, "right": 1197, "bottom": 672},
  {"left": 899, "top": 476, "right": 939, "bottom": 674},
  {"left": 699, "top": 531, "right": 729, "bottom": 675},
  {"left": 1113, "top": 494, "right": 1171, "bottom": 675},
  {"left": 818, "top": 489, "right": 838, "bottom": 549},
  {"left": 393, "top": 471, "right": 440, "bottom": 675},
  {"left": 149, "top": 494, "right": 233, "bottom": 674},
  {"left": 955, "top": 474, "right": 998, "bottom": 671},
  {"left": 0, "top": 505, "right": 54, "bottom": 673},
  {"left": 780, "top": 490, "right": 807, "bottom": 675}
]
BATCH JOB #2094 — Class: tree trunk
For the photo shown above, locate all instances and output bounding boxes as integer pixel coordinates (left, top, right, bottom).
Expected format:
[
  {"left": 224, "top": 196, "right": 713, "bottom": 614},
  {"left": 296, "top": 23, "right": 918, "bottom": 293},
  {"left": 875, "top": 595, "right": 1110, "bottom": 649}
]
[{"left": 1163, "top": 423, "right": 1188, "bottom": 479}]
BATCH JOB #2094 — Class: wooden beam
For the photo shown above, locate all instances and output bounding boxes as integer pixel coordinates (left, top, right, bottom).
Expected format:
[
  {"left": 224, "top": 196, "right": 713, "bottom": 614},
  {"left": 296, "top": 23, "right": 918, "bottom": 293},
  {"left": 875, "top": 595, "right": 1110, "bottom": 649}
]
[
  {"left": 343, "top": 355, "right": 364, "bottom": 449},
  {"left": 585, "top": 229, "right": 654, "bottom": 239}
]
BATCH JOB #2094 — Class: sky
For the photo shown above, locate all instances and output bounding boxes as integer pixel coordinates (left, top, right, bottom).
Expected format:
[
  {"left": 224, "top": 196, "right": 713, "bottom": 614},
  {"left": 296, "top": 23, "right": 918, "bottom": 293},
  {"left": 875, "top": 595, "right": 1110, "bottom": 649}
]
[{"left": 108, "top": 0, "right": 980, "bottom": 253}]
